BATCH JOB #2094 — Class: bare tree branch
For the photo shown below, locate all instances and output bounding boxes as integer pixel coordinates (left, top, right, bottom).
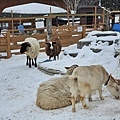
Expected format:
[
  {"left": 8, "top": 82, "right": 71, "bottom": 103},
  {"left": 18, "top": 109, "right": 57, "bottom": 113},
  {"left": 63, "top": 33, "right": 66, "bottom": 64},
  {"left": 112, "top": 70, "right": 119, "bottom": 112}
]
[
  {"left": 63, "top": 0, "right": 83, "bottom": 12},
  {"left": 88, "top": 0, "right": 99, "bottom": 6},
  {"left": 62, "top": 0, "right": 99, "bottom": 12}
]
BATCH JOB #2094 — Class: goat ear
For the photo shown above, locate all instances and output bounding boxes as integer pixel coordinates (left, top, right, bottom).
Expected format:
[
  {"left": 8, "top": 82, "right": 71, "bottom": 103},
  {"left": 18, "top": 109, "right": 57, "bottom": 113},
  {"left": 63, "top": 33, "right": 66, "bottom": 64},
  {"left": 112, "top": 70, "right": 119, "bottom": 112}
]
[
  {"left": 20, "top": 44, "right": 23, "bottom": 46},
  {"left": 26, "top": 42, "right": 31, "bottom": 47},
  {"left": 75, "top": 64, "right": 79, "bottom": 67},
  {"left": 20, "top": 42, "right": 24, "bottom": 46},
  {"left": 65, "top": 66, "right": 70, "bottom": 69}
]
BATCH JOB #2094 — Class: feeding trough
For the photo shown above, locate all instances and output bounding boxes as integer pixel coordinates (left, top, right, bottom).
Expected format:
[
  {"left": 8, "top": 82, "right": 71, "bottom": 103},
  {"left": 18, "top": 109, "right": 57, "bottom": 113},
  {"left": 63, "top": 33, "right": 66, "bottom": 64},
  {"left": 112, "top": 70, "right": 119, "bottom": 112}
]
[
  {"left": 77, "top": 41, "right": 91, "bottom": 49},
  {"left": 90, "top": 48, "right": 102, "bottom": 53},
  {"left": 114, "top": 39, "right": 120, "bottom": 58},
  {"left": 92, "top": 33, "right": 117, "bottom": 37},
  {"left": 69, "top": 53, "right": 78, "bottom": 57},
  {"left": 97, "top": 40, "right": 113, "bottom": 46},
  {"left": 64, "top": 53, "right": 78, "bottom": 57},
  {"left": 63, "top": 50, "right": 78, "bottom": 57}
]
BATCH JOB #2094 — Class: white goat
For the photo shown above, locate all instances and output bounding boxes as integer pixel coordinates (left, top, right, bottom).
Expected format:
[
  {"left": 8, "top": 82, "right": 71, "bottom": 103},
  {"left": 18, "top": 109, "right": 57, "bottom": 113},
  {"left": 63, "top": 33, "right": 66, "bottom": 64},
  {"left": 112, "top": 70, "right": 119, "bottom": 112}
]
[
  {"left": 69, "top": 65, "right": 120, "bottom": 112},
  {"left": 20, "top": 37, "right": 40, "bottom": 68}
]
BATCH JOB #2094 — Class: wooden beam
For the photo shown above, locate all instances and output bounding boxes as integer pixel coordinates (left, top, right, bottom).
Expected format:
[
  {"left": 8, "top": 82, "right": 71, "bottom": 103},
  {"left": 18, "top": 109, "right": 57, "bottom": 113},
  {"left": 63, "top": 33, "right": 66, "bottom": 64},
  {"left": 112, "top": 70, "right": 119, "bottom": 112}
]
[{"left": 6, "top": 31, "right": 11, "bottom": 58}]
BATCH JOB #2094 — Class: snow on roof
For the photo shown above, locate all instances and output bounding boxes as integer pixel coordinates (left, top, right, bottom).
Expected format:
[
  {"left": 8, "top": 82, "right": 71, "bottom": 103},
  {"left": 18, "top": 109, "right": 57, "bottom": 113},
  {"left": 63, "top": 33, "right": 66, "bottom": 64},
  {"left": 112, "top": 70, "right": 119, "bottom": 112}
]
[{"left": 2, "top": 3, "right": 67, "bottom": 14}]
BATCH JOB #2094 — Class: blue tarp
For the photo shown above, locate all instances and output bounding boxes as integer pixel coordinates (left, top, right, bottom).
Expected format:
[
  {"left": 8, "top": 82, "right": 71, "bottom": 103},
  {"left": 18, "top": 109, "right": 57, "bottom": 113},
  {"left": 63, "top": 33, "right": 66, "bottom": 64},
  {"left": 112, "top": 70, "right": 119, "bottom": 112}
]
[
  {"left": 112, "top": 23, "right": 120, "bottom": 32},
  {"left": 18, "top": 24, "right": 24, "bottom": 34}
]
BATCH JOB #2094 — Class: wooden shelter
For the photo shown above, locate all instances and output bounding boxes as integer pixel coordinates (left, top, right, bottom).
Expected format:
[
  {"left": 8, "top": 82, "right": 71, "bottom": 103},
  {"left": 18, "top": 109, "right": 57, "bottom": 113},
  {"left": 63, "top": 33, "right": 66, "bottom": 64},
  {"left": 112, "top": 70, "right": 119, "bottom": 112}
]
[
  {"left": 110, "top": 11, "right": 120, "bottom": 27},
  {"left": 77, "top": 6, "right": 109, "bottom": 25}
]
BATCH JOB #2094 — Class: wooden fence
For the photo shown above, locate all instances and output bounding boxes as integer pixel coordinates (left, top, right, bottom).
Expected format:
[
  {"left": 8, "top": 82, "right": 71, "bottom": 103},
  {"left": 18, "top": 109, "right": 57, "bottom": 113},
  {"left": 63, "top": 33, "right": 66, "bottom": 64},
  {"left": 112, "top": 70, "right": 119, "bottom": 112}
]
[{"left": 0, "top": 24, "right": 103, "bottom": 59}]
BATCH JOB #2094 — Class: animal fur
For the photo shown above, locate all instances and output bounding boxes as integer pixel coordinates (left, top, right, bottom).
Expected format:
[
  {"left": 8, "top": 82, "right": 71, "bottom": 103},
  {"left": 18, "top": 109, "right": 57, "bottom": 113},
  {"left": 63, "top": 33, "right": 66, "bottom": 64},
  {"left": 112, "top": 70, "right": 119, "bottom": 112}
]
[
  {"left": 69, "top": 65, "right": 120, "bottom": 112},
  {"left": 36, "top": 64, "right": 77, "bottom": 110},
  {"left": 36, "top": 75, "right": 71, "bottom": 110},
  {"left": 20, "top": 37, "right": 40, "bottom": 68},
  {"left": 45, "top": 37, "right": 62, "bottom": 60}
]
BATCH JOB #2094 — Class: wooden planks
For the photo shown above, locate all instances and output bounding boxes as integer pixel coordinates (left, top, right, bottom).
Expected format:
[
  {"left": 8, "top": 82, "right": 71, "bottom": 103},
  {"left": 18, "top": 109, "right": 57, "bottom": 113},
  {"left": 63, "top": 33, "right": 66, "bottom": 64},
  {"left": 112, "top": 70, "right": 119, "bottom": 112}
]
[{"left": 0, "top": 24, "right": 98, "bottom": 58}]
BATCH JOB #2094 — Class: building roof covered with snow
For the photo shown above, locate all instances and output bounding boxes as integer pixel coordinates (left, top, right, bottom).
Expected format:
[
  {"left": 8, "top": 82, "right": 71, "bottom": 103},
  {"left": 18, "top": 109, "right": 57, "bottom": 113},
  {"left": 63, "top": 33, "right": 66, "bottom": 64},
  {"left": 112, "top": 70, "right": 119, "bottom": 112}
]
[{"left": 2, "top": 3, "right": 67, "bottom": 14}]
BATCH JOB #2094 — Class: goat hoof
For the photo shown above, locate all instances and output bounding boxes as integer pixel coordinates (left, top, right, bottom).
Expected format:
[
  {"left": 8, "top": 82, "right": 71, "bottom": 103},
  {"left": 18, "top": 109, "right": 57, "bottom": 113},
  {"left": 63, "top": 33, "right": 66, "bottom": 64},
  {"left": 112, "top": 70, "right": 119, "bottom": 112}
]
[
  {"left": 88, "top": 98, "right": 92, "bottom": 102},
  {"left": 72, "top": 108, "right": 76, "bottom": 112},
  {"left": 100, "top": 97, "right": 104, "bottom": 100},
  {"left": 84, "top": 105, "right": 89, "bottom": 109}
]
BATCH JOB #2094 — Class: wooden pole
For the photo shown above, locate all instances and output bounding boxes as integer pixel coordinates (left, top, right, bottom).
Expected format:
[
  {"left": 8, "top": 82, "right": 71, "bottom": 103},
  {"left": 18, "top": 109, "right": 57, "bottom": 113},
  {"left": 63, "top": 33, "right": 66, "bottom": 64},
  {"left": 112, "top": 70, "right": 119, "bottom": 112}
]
[
  {"left": 11, "top": 10, "right": 14, "bottom": 36},
  {"left": 46, "top": 7, "right": 52, "bottom": 41},
  {"left": 94, "top": 6, "right": 97, "bottom": 30},
  {"left": 102, "top": 8, "right": 105, "bottom": 24},
  {"left": 82, "top": 25, "right": 86, "bottom": 38},
  {"left": 67, "top": 7, "right": 70, "bottom": 26},
  {"left": 50, "top": 7, "right": 52, "bottom": 14},
  {"left": 19, "top": 14, "right": 21, "bottom": 25},
  {"left": 6, "top": 31, "right": 11, "bottom": 58}
]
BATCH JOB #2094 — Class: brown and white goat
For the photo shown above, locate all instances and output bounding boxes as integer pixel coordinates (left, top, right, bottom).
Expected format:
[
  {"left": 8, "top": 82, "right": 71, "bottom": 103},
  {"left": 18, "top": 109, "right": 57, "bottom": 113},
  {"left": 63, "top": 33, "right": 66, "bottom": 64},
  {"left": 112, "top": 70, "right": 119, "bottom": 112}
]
[
  {"left": 69, "top": 65, "right": 120, "bottom": 112},
  {"left": 45, "top": 42, "right": 54, "bottom": 60},
  {"left": 45, "top": 37, "right": 62, "bottom": 60}
]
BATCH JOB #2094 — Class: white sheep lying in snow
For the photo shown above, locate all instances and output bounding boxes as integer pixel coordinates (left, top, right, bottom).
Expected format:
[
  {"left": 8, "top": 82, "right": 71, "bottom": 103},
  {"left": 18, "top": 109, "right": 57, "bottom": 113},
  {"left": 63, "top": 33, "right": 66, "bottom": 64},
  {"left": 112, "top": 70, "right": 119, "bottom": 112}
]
[
  {"left": 20, "top": 37, "right": 40, "bottom": 68},
  {"left": 36, "top": 64, "right": 78, "bottom": 110},
  {"left": 36, "top": 75, "right": 71, "bottom": 110}
]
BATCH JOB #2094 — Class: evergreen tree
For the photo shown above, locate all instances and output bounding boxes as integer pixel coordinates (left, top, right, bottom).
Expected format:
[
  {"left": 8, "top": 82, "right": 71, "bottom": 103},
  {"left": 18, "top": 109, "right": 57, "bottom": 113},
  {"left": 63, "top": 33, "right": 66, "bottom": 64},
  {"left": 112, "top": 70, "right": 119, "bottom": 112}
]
[{"left": 101, "top": 0, "right": 120, "bottom": 11}]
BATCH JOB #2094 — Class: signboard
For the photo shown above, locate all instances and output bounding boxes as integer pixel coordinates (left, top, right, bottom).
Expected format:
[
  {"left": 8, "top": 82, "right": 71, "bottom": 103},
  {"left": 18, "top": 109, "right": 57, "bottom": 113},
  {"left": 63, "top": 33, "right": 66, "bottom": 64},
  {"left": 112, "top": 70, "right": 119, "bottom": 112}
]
[{"left": 77, "top": 26, "right": 82, "bottom": 32}]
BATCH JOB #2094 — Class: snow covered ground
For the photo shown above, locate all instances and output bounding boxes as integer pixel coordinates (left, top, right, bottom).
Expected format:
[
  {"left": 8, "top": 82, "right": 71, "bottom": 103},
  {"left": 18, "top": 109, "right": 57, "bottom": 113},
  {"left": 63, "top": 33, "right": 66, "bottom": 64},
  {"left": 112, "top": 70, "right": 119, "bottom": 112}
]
[{"left": 0, "top": 31, "right": 120, "bottom": 120}]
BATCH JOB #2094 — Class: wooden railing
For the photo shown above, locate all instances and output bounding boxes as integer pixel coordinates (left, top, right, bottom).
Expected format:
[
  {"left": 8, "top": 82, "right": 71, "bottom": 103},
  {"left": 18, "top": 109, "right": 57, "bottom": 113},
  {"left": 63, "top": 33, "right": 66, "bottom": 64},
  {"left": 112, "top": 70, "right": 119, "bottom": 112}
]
[{"left": 0, "top": 24, "right": 104, "bottom": 59}]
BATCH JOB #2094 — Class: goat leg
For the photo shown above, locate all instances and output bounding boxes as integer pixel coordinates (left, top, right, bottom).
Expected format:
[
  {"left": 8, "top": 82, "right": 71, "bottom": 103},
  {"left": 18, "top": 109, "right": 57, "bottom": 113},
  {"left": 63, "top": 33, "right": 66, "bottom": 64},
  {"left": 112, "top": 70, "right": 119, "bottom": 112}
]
[
  {"left": 49, "top": 56, "right": 51, "bottom": 60},
  {"left": 32, "top": 59, "right": 34, "bottom": 65},
  {"left": 53, "top": 56, "right": 56, "bottom": 60},
  {"left": 34, "top": 57, "right": 37, "bottom": 67},
  {"left": 57, "top": 55, "right": 59, "bottom": 60},
  {"left": 26, "top": 56, "right": 29, "bottom": 66},
  {"left": 28, "top": 56, "right": 31, "bottom": 68}
]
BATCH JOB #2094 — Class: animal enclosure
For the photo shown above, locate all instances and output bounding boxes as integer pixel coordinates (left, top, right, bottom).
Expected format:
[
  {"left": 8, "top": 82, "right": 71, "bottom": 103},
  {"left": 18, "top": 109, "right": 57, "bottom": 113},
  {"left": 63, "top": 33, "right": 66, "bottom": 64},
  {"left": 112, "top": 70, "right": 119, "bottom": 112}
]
[
  {"left": 0, "top": 13, "right": 107, "bottom": 59},
  {"left": 0, "top": 24, "right": 102, "bottom": 59}
]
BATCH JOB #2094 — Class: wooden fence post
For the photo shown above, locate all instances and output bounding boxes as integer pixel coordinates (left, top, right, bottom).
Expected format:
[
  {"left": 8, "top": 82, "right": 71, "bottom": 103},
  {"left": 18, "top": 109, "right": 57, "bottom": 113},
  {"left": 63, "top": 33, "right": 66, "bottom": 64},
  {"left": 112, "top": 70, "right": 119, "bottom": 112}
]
[
  {"left": 94, "top": 6, "right": 97, "bottom": 30},
  {"left": 6, "top": 31, "right": 11, "bottom": 58},
  {"left": 82, "top": 25, "right": 86, "bottom": 38}
]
